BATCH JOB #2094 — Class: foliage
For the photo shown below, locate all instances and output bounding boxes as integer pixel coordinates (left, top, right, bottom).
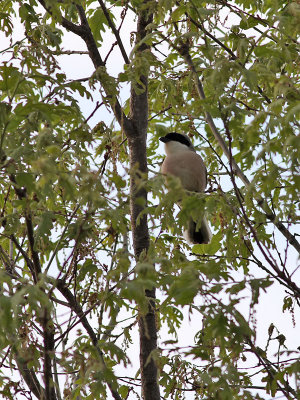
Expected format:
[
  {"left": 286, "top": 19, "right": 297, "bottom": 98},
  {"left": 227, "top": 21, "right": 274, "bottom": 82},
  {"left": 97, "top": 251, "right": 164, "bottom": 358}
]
[{"left": 0, "top": 0, "right": 299, "bottom": 399}]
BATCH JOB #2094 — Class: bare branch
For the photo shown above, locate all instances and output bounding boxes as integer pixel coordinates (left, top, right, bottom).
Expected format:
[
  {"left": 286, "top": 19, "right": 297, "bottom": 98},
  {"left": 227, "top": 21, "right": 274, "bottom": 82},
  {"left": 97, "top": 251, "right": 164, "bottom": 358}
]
[
  {"left": 52, "top": 50, "right": 89, "bottom": 55},
  {"left": 97, "top": 0, "right": 130, "bottom": 64}
]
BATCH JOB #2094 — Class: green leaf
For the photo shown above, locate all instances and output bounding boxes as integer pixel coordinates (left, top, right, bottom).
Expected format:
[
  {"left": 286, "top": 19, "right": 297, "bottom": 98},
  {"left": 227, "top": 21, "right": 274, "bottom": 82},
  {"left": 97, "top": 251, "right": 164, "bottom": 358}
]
[
  {"left": 89, "top": 8, "right": 106, "bottom": 45},
  {"left": 0, "top": 101, "right": 11, "bottom": 126},
  {"left": 192, "top": 230, "right": 222, "bottom": 255},
  {"left": 35, "top": 211, "right": 54, "bottom": 243},
  {"left": 169, "top": 266, "right": 199, "bottom": 305},
  {"left": 239, "top": 16, "right": 260, "bottom": 30},
  {"left": 15, "top": 173, "right": 36, "bottom": 193},
  {"left": 171, "top": 5, "right": 186, "bottom": 21},
  {"left": 0, "top": 12, "right": 14, "bottom": 36}
]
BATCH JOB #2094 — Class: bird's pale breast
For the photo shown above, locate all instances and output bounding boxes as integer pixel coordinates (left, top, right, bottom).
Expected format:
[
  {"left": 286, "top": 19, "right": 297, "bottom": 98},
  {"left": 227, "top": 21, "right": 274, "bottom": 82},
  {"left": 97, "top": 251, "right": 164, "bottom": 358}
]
[{"left": 161, "top": 151, "right": 206, "bottom": 192}]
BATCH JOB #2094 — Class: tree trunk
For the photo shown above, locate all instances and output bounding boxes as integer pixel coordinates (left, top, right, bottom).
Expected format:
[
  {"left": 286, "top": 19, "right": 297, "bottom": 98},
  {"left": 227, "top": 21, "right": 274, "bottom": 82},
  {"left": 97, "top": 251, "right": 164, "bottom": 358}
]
[{"left": 127, "top": 4, "right": 160, "bottom": 400}]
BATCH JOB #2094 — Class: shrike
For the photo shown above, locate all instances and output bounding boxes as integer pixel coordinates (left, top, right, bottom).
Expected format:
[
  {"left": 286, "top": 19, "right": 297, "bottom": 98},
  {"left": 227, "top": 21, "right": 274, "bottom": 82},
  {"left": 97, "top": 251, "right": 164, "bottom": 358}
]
[{"left": 159, "top": 132, "right": 212, "bottom": 244}]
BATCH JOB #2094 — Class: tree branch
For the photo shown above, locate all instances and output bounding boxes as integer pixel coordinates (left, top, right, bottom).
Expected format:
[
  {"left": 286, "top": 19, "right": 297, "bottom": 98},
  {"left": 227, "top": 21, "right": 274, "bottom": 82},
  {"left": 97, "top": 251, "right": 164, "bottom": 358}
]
[
  {"left": 9, "top": 175, "right": 41, "bottom": 282},
  {"left": 128, "top": 3, "right": 160, "bottom": 399},
  {"left": 246, "top": 339, "right": 298, "bottom": 399},
  {"left": 56, "top": 280, "right": 122, "bottom": 400},
  {"left": 37, "top": 0, "right": 85, "bottom": 36},
  {"left": 97, "top": 0, "right": 130, "bottom": 64},
  {"left": 9, "top": 175, "right": 57, "bottom": 399},
  {"left": 223, "top": 122, "right": 300, "bottom": 299},
  {"left": 74, "top": 4, "right": 133, "bottom": 133},
  {"left": 37, "top": 1, "right": 132, "bottom": 133},
  {"left": 42, "top": 309, "right": 57, "bottom": 400},
  {"left": 177, "top": 43, "right": 300, "bottom": 256},
  {"left": 24, "top": 211, "right": 42, "bottom": 280},
  {"left": 9, "top": 235, "right": 35, "bottom": 277},
  {"left": 15, "top": 354, "right": 45, "bottom": 400},
  {"left": 216, "top": 0, "right": 298, "bottom": 44},
  {"left": 185, "top": 3, "right": 272, "bottom": 102}
]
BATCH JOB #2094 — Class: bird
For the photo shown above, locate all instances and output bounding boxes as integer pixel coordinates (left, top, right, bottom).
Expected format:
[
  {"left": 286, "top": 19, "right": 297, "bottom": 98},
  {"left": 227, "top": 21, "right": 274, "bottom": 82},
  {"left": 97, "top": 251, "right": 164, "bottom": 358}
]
[{"left": 159, "top": 132, "right": 212, "bottom": 244}]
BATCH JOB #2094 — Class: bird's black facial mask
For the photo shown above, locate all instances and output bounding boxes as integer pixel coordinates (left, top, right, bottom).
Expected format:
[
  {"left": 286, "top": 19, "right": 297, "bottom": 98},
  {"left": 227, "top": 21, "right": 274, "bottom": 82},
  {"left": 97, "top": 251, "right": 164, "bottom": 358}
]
[{"left": 159, "top": 132, "right": 191, "bottom": 147}]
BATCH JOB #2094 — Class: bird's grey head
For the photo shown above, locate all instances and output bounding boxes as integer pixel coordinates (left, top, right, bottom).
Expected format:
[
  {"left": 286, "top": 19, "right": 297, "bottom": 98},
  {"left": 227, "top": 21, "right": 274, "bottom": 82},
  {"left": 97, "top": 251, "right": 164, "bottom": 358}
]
[{"left": 159, "top": 132, "right": 195, "bottom": 151}]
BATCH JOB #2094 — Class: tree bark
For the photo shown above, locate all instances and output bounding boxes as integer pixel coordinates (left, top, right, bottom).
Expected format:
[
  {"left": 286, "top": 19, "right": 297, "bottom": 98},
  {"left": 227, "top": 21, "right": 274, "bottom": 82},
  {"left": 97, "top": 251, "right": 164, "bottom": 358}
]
[{"left": 127, "top": 4, "right": 160, "bottom": 400}]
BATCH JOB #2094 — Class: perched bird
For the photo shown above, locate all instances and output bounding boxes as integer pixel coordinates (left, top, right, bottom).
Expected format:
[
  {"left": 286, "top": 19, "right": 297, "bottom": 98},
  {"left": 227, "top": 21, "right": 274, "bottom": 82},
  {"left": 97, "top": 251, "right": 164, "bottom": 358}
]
[{"left": 159, "top": 132, "right": 212, "bottom": 244}]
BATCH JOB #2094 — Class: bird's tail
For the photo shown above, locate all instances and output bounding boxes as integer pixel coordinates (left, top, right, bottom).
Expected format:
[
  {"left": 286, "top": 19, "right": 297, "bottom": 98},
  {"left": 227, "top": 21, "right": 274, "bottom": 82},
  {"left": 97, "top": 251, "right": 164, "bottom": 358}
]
[{"left": 184, "top": 215, "right": 212, "bottom": 244}]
